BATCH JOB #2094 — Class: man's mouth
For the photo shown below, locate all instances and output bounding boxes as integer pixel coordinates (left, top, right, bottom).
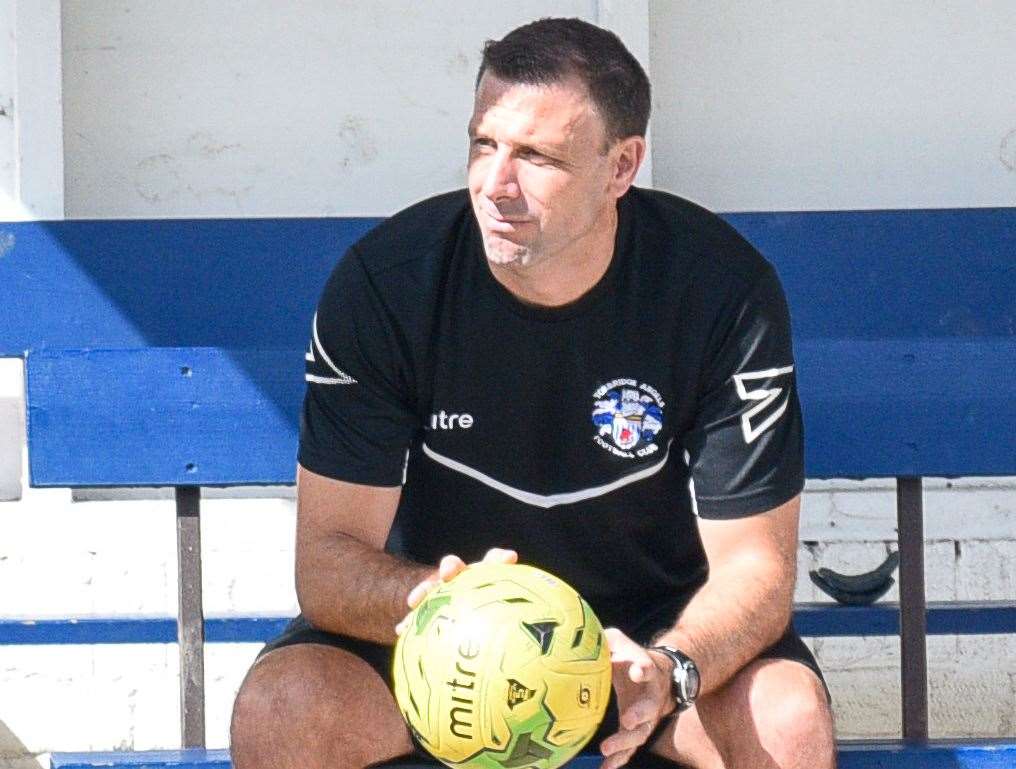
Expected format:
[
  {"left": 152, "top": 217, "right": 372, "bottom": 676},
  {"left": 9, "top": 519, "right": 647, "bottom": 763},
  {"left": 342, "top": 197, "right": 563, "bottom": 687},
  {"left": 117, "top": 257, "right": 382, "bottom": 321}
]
[{"left": 483, "top": 209, "right": 533, "bottom": 232}]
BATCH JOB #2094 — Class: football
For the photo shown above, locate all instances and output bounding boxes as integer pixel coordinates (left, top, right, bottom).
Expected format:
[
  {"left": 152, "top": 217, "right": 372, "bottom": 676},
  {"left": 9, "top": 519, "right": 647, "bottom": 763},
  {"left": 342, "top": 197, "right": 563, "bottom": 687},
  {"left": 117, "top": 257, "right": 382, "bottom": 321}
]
[{"left": 392, "top": 561, "right": 612, "bottom": 769}]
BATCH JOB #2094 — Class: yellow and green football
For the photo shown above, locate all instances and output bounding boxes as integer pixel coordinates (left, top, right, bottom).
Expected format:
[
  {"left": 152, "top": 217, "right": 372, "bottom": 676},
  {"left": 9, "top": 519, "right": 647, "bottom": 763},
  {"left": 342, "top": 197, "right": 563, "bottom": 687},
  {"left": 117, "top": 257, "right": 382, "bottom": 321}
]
[{"left": 393, "top": 562, "right": 611, "bottom": 769}]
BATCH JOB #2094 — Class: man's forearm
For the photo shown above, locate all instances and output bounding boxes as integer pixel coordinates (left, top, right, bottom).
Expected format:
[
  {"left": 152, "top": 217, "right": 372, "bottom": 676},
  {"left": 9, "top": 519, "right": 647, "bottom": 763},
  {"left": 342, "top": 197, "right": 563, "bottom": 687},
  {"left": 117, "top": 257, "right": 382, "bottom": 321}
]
[
  {"left": 652, "top": 555, "right": 795, "bottom": 696},
  {"left": 296, "top": 531, "right": 433, "bottom": 645}
]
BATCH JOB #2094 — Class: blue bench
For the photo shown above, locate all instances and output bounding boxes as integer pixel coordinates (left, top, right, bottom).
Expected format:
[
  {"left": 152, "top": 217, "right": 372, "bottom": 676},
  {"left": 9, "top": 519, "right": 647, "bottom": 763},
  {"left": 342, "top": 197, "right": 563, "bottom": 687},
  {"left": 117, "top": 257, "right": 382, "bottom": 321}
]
[
  {"left": 45, "top": 741, "right": 1016, "bottom": 769},
  {"left": 1, "top": 207, "right": 1014, "bottom": 767}
]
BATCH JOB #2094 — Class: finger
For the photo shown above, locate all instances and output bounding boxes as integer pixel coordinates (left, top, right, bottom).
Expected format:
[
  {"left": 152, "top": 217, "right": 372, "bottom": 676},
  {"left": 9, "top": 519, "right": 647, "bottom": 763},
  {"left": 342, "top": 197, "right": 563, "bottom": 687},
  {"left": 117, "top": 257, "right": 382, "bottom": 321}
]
[
  {"left": 627, "top": 658, "right": 656, "bottom": 683},
  {"left": 438, "top": 554, "right": 467, "bottom": 581},
  {"left": 395, "top": 615, "right": 409, "bottom": 636},
  {"left": 604, "top": 627, "right": 639, "bottom": 656},
  {"left": 600, "top": 721, "right": 654, "bottom": 757},
  {"left": 406, "top": 576, "right": 439, "bottom": 608},
  {"left": 603, "top": 630, "right": 654, "bottom": 672},
  {"left": 481, "top": 547, "right": 518, "bottom": 564},
  {"left": 601, "top": 746, "right": 637, "bottom": 769}
]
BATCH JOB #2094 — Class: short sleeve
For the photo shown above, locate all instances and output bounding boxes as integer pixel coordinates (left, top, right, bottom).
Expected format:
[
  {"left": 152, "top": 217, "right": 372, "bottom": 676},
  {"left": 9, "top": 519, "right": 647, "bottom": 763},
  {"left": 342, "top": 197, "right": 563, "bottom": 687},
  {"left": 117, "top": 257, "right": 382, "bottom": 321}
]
[
  {"left": 298, "top": 248, "right": 419, "bottom": 486},
  {"left": 684, "top": 262, "right": 804, "bottom": 518}
]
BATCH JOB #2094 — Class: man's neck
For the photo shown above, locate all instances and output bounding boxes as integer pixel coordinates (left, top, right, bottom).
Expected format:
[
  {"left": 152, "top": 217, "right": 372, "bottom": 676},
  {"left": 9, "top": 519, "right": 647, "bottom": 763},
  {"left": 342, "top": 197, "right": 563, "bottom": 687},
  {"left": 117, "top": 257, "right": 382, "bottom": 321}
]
[{"left": 488, "top": 205, "right": 619, "bottom": 308}]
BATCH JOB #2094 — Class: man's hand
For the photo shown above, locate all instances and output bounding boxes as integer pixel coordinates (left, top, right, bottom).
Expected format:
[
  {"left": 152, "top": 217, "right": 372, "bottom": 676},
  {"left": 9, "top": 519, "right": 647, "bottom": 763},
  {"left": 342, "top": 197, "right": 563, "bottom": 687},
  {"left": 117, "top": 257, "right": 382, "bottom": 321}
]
[
  {"left": 600, "top": 628, "right": 677, "bottom": 769},
  {"left": 394, "top": 548, "right": 518, "bottom": 635}
]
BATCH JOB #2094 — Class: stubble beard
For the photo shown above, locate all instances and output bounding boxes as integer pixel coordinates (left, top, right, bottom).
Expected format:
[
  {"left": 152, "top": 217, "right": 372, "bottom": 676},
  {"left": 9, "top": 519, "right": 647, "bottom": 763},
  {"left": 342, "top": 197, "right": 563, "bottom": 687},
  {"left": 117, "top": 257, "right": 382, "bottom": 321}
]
[{"left": 482, "top": 233, "right": 537, "bottom": 269}]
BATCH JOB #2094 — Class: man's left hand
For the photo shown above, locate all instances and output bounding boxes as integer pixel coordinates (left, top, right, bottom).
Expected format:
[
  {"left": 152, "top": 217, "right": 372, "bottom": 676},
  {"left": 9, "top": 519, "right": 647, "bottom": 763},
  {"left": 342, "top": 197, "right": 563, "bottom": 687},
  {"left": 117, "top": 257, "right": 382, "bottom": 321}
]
[{"left": 600, "top": 627, "right": 677, "bottom": 769}]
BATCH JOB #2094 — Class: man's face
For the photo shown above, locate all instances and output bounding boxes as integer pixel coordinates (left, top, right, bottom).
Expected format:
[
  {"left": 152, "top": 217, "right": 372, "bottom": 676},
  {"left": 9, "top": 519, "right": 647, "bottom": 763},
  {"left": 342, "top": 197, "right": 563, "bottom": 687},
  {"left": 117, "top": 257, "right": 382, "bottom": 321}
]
[{"left": 467, "top": 73, "right": 618, "bottom": 269}]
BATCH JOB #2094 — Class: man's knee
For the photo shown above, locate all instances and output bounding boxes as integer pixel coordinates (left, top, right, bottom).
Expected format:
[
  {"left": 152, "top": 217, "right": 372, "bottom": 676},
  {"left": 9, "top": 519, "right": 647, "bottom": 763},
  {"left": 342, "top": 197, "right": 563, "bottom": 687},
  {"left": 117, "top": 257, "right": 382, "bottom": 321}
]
[
  {"left": 230, "top": 644, "right": 413, "bottom": 769},
  {"left": 231, "top": 647, "right": 318, "bottom": 742},
  {"left": 744, "top": 661, "right": 834, "bottom": 765},
  {"left": 754, "top": 666, "right": 829, "bottom": 726},
  {"left": 695, "top": 659, "right": 834, "bottom": 768}
]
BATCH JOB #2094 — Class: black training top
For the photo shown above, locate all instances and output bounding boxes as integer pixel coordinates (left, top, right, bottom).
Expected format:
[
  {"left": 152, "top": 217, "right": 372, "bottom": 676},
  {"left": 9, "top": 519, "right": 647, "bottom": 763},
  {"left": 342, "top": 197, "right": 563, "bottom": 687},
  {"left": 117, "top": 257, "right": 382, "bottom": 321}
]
[{"left": 300, "top": 187, "right": 803, "bottom": 630}]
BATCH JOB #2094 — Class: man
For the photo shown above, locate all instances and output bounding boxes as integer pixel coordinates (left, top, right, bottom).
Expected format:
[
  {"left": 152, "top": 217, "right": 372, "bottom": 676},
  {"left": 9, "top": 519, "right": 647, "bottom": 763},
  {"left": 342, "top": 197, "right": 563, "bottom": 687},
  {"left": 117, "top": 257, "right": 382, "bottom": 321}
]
[{"left": 231, "top": 17, "right": 835, "bottom": 769}]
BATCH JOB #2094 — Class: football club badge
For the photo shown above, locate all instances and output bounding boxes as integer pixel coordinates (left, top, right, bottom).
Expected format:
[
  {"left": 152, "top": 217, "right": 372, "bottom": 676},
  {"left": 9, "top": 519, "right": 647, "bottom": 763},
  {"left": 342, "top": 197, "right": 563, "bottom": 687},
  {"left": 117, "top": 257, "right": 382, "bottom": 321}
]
[{"left": 591, "top": 378, "right": 665, "bottom": 459}]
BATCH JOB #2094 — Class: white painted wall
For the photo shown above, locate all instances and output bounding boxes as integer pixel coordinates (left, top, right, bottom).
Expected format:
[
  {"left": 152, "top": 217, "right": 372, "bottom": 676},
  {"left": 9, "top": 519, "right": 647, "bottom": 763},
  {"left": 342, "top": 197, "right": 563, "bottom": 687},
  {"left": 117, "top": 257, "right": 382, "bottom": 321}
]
[
  {"left": 10, "top": 0, "right": 63, "bottom": 219},
  {"left": 0, "top": 0, "right": 15, "bottom": 207},
  {"left": 0, "top": 358, "right": 22, "bottom": 501},
  {"left": 0, "top": 2, "right": 1014, "bottom": 765},
  {"left": 649, "top": 1, "right": 1016, "bottom": 211},
  {"left": 61, "top": 0, "right": 653, "bottom": 219}
]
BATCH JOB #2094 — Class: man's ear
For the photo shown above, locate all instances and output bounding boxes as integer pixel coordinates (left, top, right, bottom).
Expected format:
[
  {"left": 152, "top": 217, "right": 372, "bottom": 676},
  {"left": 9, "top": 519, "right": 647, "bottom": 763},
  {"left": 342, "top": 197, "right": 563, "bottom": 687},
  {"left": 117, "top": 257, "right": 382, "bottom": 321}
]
[{"left": 609, "top": 136, "right": 646, "bottom": 197}]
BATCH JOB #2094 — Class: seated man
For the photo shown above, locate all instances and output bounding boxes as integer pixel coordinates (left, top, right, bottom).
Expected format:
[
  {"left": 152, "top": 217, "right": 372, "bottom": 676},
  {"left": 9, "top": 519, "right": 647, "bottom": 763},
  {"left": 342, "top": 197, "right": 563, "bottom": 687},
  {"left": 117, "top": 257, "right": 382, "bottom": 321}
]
[{"left": 231, "top": 17, "right": 835, "bottom": 769}]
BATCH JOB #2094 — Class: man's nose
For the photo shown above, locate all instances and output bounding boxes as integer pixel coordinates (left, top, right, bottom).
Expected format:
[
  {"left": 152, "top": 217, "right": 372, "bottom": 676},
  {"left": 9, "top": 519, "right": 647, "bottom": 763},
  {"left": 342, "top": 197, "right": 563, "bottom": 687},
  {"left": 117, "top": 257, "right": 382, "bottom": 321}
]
[{"left": 482, "top": 150, "right": 520, "bottom": 201}]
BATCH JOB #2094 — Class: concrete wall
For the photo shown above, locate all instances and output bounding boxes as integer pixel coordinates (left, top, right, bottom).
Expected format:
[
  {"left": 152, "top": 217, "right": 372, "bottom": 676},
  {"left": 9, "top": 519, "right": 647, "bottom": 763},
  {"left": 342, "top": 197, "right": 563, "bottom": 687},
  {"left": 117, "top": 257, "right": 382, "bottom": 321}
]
[
  {"left": 1, "top": 2, "right": 1014, "bottom": 766},
  {"left": 648, "top": 1, "right": 1016, "bottom": 211},
  {"left": 60, "top": 0, "right": 651, "bottom": 218},
  {"left": 0, "top": 0, "right": 15, "bottom": 206}
]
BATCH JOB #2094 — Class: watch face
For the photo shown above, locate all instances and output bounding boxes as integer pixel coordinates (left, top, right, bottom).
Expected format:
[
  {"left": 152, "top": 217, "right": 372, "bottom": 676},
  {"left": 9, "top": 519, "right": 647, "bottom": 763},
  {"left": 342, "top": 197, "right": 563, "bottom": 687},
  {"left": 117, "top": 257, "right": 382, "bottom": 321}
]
[{"left": 684, "top": 663, "right": 701, "bottom": 700}]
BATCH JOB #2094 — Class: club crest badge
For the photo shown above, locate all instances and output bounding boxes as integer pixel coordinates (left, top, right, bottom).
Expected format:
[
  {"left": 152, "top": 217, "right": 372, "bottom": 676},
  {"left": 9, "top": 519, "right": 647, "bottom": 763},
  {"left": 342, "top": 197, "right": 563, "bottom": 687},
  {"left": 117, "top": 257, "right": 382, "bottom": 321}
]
[
  {"left": 591, "top": 378, "right": 665, "bottom": 459},
  {"left": 506, "top": 679, "right": 536, "bottom": 710}
]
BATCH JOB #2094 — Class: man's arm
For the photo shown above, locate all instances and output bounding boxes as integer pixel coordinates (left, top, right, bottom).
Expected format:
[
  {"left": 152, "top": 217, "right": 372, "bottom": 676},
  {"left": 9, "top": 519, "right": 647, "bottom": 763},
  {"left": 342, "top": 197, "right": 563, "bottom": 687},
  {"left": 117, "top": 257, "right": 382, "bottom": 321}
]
[
  {"left": 652, "top": 493, "right": 800, "bottom": 695},
  {"left": 294, "top": 463, "right": 433, "bottom": 645},
  {"left": 599, "top": 495, "right": 800, "bottom": 769}
]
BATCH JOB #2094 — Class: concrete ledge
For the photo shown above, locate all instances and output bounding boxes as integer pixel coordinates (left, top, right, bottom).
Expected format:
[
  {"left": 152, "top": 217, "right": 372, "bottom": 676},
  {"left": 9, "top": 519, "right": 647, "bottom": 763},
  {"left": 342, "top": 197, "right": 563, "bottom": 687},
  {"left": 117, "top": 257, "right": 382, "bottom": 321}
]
[{"left": 0, "top": 356, "right": 24, "bottom": 501}]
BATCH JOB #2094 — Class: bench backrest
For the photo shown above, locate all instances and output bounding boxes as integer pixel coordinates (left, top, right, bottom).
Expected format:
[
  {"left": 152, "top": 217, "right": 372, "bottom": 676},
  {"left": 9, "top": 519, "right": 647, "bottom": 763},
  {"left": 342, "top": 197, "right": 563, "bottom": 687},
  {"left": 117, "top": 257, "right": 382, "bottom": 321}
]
[
  {"left": 0, "top": 217, "right": 379, "bottom": 355},
  {"left": 26, "top": 348, "right": 302, "bottom": 486},
  {"left": 24, "top": 339, "right": 1016, "bottom": 488},
  {"left": 2, "top": 207, "right": 1013, "bottom": 354},
  {"left": 7, "top": 206, "right": 1016, "bottom": 486}
]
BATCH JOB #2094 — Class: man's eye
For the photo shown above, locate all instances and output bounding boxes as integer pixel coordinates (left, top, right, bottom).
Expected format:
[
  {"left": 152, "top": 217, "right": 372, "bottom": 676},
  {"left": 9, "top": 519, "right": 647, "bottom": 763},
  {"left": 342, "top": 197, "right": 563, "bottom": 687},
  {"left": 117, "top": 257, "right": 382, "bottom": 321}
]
[
  {"left": 520, "top": 150, "right": 552, "bottom": 165},
  {"left": 472, "top": 138, "right": 495, "bottom": 150}
]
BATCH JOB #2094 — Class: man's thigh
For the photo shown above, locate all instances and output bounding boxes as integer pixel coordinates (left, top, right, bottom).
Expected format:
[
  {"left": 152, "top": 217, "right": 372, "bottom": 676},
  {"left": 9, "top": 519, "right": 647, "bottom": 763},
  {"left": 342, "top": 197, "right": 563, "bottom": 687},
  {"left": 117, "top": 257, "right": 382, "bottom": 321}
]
[
  {"left": 650, "top": 656, "right": 834, "bottom": 769},
  {"left": 231, "top": 617, "right": 419, "bottom": 769}
]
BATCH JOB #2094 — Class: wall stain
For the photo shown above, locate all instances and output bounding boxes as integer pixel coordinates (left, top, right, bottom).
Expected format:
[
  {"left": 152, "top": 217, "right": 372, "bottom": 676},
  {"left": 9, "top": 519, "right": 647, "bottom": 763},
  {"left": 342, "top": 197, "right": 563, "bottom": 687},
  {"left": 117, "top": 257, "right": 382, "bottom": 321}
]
[
  {"left": 0, "top": 232, "right": 14, "bottom": 259},
  {"left": 336, "top": 116, "right": 378, "bottom": 170},
  {"left": 1001, "top": 128, "right": 1016, "bottom": 172},
  {"left": 446, "top": 51, "right": 471, "bottom": 76},
  {"left": 134, "top": 154, "right": 182, "bottom": 204},
  {"left": 0, "top": 96, "right": 12, "bottom": 120},
  {"left": 188, "top": 132, "right": 241, "bottom": 158}
]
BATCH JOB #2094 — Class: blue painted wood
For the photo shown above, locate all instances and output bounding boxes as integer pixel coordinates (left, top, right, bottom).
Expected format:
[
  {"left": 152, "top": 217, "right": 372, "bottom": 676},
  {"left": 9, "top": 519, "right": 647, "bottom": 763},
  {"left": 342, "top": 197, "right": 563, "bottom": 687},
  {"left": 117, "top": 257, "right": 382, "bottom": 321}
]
[
  {"left": 6, "top": 603, "right": 1015, "bottom": 645},
  {"left": 26, "top": 348, "right": 303, "bottom": 486},
  {"left": 51, "top": 750, "right": 231, "bottom": 769},
  {"left": 0, "top": 616, "right": 291, "bottom": 644},
  {"left": 0, "top": 217, "right": 381, "bottom": 357},
  {"left": 3, "top": 208, "right": 1014, "bottom": 358},
  {"left": 24, "top": 338, "right": 1016, "bottom": 487},
  {"left": 836, "top": 739, "right": 1016, "bottom": 768},
  {"left": 724, "top": 207, "right": 1016, "bottom": 340},
  {"left": 793, "top": 601, "right": 1016, "bottom": 637},
  {"left": 48, "top": 741, "right": 1016, "bottom": 769},
  {"left": 795, "top": 339, "right": 1016, "bottom": 478}
]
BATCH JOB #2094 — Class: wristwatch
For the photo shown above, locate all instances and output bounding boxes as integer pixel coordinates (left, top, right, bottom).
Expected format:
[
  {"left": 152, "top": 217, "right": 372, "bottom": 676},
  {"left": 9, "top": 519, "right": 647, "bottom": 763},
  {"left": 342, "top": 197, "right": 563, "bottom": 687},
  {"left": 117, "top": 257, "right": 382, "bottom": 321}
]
[{"left": 649, "top": 645, "right": 701, "bottom": 711}]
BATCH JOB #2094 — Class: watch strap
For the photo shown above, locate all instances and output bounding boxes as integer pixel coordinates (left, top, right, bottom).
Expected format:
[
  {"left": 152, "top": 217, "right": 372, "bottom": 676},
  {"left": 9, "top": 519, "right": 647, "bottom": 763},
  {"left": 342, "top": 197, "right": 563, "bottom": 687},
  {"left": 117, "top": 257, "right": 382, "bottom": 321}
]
[{"left": 649, "top": 645, "right": 699, "bottom": 710}]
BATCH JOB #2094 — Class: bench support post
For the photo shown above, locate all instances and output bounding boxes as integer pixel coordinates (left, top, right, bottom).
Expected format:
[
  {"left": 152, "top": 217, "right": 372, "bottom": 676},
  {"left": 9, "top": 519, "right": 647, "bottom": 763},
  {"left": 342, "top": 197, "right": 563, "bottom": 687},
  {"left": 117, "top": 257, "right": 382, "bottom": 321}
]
[
  {"left": 176, "top": 486, "right": 206, "bottom": 748},
  {"left": 897, "top": 476, "right": 928, "bottom": 742}
]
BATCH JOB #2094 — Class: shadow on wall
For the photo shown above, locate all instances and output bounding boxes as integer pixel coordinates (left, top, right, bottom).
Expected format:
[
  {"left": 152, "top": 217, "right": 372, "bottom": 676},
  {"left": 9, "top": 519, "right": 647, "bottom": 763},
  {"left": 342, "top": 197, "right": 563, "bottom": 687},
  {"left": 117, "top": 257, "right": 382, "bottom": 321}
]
[
  {"left": 0, "top": 216, "right": 382, "bottom": 444},
  {"left": 0, "top": 720, "right": 44, "bottom": 769}
]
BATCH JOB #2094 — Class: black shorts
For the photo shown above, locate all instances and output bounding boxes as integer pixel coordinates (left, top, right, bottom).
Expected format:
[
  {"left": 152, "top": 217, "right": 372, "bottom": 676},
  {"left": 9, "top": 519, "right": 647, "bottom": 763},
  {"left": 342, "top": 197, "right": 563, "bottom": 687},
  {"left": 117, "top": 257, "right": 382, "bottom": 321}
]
[{"left": 258, "top": 604, "right": 826, "bottom": 767}]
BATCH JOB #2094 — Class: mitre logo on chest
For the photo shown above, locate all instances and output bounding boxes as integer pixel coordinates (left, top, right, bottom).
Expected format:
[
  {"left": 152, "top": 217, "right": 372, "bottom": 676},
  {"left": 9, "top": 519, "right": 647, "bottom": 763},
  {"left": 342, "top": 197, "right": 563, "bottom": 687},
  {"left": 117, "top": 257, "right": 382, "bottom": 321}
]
[{"left": 591, "top": 378, "right": 665, "bottom": 459}]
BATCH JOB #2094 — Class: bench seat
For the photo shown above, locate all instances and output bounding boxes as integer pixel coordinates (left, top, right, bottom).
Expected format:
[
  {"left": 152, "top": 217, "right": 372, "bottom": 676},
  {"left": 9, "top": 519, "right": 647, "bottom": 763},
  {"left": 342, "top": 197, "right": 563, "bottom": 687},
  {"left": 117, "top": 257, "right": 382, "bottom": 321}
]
[{"left": 49, "top": 740, "right": 1016, "bottom": 769}]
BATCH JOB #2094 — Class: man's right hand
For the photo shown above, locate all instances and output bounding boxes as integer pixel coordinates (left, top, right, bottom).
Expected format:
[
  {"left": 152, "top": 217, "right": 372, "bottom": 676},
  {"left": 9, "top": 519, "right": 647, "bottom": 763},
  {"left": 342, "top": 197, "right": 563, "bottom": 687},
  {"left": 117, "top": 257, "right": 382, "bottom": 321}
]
[{"left": 395, "top": 547, "right": 518, "bottom": 635}]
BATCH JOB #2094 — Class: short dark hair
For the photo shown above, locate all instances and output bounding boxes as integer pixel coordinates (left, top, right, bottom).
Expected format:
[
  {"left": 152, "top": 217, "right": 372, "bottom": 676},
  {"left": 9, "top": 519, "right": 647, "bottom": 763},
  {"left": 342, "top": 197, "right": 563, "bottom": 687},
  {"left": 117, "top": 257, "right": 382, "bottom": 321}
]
[{"left": 476, "top": 17, "right": 651, "bottom": 145}]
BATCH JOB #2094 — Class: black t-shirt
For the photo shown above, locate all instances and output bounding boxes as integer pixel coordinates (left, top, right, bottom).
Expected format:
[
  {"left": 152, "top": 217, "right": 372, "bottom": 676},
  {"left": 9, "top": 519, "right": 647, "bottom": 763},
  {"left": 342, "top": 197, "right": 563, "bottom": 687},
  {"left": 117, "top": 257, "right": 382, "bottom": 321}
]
[{"left": 300, "top": 187, "right": 803, "bottom": 629}]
